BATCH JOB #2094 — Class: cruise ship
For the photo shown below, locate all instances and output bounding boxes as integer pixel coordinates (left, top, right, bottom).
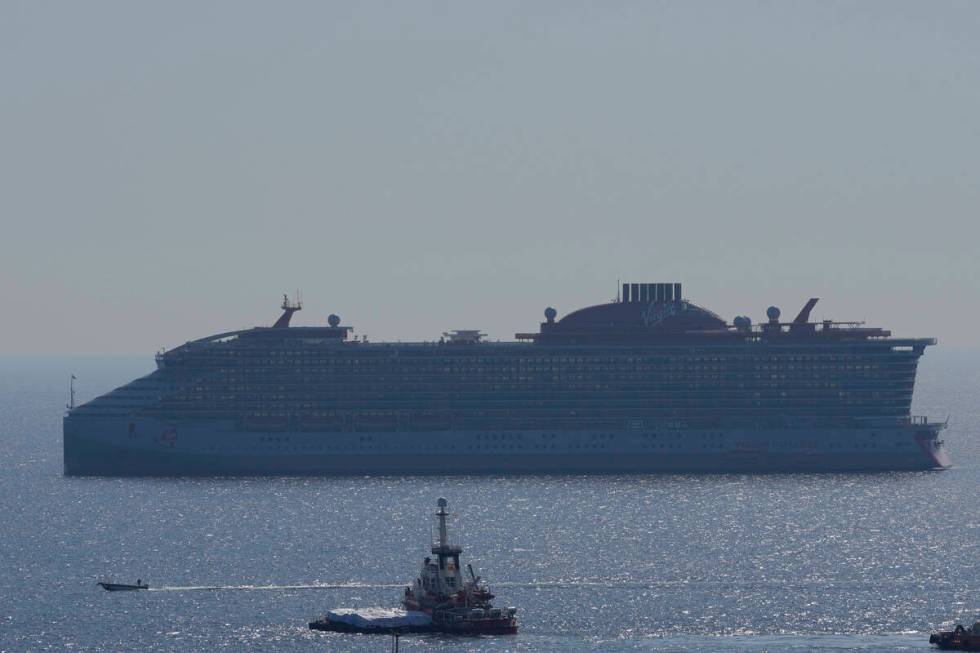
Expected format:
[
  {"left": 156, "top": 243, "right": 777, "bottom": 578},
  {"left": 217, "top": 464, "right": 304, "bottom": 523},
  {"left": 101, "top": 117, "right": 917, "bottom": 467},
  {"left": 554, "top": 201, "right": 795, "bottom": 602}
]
[{"left": 63, "top": 283, "right": 950, "bottom": 475}]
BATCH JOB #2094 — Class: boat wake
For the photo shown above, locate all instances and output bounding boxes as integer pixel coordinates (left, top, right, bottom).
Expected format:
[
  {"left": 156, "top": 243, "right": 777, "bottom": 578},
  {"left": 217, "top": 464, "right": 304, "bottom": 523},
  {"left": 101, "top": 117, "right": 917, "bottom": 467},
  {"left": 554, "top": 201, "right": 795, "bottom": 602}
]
[
  {"left": 150, "top": 582, "right": 404, "bottom": 592},
  {"left": 149, "top": 580, "right": 641, "bottom": 592},
  {"left": 142, "top": 578, "right": 966, "bottom": 593}
]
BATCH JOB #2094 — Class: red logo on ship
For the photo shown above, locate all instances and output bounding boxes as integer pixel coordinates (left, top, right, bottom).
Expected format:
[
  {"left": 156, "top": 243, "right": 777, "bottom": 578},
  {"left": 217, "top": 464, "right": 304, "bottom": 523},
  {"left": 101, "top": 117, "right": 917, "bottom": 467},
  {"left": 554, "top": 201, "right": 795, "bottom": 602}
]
[{"left": 157, "top": 427, "right": 177, "bottom": 448}]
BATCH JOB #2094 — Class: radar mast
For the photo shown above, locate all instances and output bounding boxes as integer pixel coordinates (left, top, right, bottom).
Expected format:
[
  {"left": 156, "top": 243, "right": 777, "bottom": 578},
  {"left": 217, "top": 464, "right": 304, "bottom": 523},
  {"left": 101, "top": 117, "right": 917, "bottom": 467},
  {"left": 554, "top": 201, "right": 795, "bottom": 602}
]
[{"left": 273, "top": 293, "right": 303, "bottom": 328}]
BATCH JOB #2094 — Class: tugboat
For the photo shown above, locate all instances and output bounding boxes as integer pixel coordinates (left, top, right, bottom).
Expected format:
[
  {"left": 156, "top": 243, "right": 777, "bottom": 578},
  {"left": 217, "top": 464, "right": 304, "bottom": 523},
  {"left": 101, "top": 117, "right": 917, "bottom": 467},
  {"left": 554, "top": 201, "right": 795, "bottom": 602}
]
[
  {"left": 931, "top": 622, "right": 980, "bottom": 650},
  {"left": 401, "top": 498, "right": 517, "bottom": 634},
  {"left": 309, "top": 498, "right": 517, "bottom": 635}
]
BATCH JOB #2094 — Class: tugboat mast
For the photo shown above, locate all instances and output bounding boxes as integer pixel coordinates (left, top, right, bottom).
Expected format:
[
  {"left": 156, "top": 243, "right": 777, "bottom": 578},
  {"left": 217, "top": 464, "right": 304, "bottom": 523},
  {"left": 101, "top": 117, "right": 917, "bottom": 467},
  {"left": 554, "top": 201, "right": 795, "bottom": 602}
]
[
  {"left": 431, "top": 497, "right": 463, "bottom": 596},
  {"left": 436, "top": 498, "right": 450, "bottom": 547}
]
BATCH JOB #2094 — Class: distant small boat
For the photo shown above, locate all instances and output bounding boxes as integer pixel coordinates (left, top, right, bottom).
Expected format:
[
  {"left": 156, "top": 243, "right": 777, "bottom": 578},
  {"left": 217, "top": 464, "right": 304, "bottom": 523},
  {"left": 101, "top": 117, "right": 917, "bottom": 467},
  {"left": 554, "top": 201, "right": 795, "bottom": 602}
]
[{"left": 98, "top": 580, "right": 148, "bottom": 592}]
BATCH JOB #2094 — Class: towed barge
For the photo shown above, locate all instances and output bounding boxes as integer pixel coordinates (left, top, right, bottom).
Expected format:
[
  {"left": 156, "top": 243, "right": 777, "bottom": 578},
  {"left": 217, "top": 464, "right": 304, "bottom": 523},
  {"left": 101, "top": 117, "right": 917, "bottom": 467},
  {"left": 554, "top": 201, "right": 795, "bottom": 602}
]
[{"left": 308, "top": 608, "right": 432, "bottom": 635}]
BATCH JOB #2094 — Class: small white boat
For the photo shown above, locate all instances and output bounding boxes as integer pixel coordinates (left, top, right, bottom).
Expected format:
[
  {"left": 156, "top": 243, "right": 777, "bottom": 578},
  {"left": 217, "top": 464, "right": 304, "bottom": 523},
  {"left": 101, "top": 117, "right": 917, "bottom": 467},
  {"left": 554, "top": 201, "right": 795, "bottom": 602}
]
[{"left": 98, "top": 580, "right": 148, "bottom": 591}]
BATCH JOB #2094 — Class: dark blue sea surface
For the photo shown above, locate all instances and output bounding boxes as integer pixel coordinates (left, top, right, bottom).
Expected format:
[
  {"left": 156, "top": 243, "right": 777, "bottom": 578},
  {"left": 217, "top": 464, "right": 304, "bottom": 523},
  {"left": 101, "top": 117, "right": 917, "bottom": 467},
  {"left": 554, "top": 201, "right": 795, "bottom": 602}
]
[{"left": 0, "top": 352, "right": 977, "bottom": 652}]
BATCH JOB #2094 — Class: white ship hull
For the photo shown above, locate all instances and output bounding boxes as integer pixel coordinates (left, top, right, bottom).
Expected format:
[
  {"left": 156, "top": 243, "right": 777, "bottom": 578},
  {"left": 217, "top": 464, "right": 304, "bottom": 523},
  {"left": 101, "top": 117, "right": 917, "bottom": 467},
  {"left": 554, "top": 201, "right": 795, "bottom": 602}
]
[{"left": 63, "top": 416, "right": 950, "bottom": 476}]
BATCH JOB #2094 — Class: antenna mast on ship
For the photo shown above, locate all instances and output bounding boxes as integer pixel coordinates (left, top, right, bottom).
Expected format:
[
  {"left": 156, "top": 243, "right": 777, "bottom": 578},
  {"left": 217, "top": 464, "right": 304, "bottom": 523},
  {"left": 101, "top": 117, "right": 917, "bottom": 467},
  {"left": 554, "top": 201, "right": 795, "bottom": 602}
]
[
  {"left": 67, "top": 374, "right": 76, "bottom": 410},
  {"left": 273, "top": 292, "right": 303, "bottom": 328}
]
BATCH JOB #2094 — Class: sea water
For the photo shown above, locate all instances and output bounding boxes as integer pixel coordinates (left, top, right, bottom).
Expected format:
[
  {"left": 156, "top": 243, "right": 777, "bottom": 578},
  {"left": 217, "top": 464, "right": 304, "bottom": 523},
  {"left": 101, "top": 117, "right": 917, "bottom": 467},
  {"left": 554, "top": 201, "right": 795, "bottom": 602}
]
[{"left": 0, "top": 351, "right": 977, "bottom": 652}]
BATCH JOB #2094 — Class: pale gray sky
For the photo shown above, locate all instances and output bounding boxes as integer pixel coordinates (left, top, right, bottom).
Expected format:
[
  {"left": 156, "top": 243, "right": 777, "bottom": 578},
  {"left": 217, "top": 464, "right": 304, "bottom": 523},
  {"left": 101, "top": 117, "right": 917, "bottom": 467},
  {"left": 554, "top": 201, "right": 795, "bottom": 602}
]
[{"left": 2, "top": 1, "right": 979, "bottom": 354}]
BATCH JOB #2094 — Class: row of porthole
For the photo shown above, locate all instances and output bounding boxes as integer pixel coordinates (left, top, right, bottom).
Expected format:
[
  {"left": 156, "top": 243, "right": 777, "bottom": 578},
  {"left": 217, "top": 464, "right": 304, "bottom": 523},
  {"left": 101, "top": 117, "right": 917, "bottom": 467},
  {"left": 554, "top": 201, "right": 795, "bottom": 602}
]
[
  {"left": 205, "top": 440, "right": 907, "bottom": 454},
  {"left": 636, "top": 443, "right": 897, "bottom": 451},
  {"left": 208, "top": 444, "right": 461, "bottom": 454},
  {"left": 468, "top": 443, "right": 610, "bottom": 452}
]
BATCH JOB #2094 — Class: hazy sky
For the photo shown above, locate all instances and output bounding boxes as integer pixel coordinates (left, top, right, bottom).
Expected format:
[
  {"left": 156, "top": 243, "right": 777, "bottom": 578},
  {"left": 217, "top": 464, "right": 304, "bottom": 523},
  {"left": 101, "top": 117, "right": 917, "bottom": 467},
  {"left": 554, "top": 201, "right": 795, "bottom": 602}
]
[{"left": 2, "top": 1, "right": 979, "bottom": 354}]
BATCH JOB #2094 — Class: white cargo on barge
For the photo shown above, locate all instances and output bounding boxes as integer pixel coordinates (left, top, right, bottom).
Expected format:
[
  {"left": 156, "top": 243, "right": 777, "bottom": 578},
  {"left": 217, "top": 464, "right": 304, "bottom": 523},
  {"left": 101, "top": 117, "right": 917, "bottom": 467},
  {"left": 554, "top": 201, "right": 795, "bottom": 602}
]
[{"left": 311, "top": 608, "right": 432, "bottom": 633}]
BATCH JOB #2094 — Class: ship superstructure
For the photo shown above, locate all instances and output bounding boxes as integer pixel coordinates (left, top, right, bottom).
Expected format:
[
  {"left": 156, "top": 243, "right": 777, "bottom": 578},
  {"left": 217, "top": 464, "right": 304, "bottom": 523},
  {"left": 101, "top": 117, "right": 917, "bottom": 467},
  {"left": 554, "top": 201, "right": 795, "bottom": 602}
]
[{"left": 63, "top": 283, "right": 950, "bottom": 475}]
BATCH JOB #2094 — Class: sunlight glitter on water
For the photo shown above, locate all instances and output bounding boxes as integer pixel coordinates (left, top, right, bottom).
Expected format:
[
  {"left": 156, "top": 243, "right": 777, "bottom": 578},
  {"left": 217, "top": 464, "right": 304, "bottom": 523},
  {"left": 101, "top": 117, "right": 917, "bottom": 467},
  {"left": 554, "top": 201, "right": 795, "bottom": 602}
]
[{"left": 0, "top": 352, "right": 977, "bottom": 651}]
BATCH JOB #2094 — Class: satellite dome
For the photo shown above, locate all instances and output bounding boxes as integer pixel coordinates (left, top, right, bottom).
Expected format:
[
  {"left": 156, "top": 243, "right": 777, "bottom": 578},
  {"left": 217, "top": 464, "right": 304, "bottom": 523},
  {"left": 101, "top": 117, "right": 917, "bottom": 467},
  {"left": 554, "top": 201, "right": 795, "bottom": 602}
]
[
  {"left": 733, "top": 316, "right": 750, "bottom": 329},
  {"left": 328, "top": 314, "right": 341, "bottom": 327},
  {"left": 544, "top": 307, "right": 557, "bottom": 322},
  {"left": 766, "top": 306, "right": 781, "bottom": 321},
  {"left": 437, "top": 497, "right": 448, "bottom": 508}
]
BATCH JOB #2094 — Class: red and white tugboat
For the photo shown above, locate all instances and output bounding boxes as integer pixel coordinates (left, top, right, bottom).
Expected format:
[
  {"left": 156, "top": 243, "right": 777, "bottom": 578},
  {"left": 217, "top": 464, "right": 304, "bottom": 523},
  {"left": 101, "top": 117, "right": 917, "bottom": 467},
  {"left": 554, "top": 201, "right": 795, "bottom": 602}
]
[
  {"left": 402, "top": 498, "right": 517, "bottom": 635},
  {"left": 309, "top": 498, "right": 517, "bottom": 636},
  {"left": 931, "top": 622, "right": 980, "bottom": 650}
]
